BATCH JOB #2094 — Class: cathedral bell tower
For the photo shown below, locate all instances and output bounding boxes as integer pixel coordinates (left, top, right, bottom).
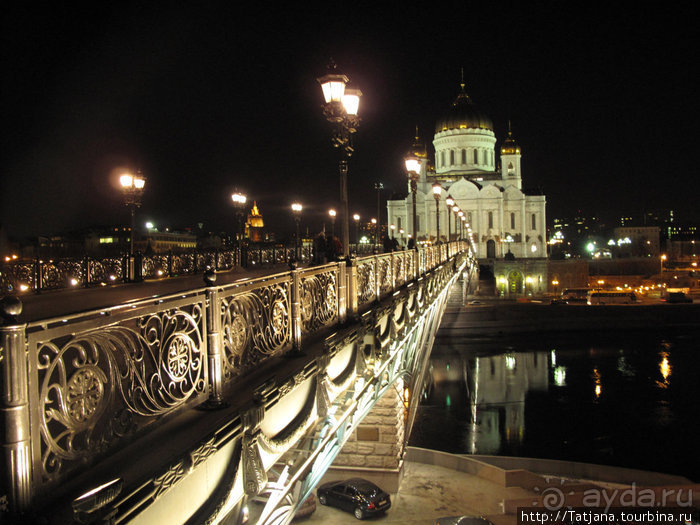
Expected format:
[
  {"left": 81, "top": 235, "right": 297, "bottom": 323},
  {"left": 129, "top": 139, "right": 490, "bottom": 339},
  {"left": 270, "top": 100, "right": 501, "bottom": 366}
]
[{"left": 500, "top": 122, "right": 522, "bottom": 190}]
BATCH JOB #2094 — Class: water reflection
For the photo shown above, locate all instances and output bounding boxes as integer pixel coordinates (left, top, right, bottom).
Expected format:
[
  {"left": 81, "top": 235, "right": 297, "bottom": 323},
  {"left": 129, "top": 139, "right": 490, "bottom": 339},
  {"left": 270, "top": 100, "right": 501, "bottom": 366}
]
[
  {"left": 420, "top": 350, "right": 548, "bottom": 455},
  {"left": 410, "top": 331, "right": 700, "bottom": 481}
]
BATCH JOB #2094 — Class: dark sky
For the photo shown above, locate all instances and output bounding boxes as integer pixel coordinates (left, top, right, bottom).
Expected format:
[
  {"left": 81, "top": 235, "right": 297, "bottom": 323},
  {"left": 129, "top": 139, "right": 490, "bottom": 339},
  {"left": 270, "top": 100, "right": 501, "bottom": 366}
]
[{"left": 2, "top": 4, "right": 697, "bottom": 240}]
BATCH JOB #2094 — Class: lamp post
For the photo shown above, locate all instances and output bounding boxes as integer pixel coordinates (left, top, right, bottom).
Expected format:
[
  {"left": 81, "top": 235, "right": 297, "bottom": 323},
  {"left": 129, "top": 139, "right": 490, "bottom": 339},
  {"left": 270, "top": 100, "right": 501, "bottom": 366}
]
[
  {"left": 328, "top": 209, "right": 336, "bottom": 238},
  {"left": 374, "top": 182, "right": 383, "bottom": 251},
  {"left": 455, "top": 210, "right": 467, "bottom": 239},
  {"left": 119, "top": 171, "right": 146, "bottom": 257},
  {"left": 445, "top": 195, "right": 454, "bottom": 243},
  {"left": 292, "top": 203, "right": 302, "bottom": 261},
  {"left": 404, "top": 154, "right": 422, "bottom": 247},
  {"left": 455, "top": 207, "right": 462, "bottom": 239},
  {"left": 371, "top": 218, "right": 377, "bottom": 250},
  {"left": 231, "top": 191, "right": 247, "bottom": 267},
  {"left": 432, "top": 183, "right": 442, "bottom": 244},
  {"left": 353, "top": 213, "right": 360, "bottom": 252},
  {"left": 231, "top": 192, "right": 247, "bottom": 244},
  {"left": 318, "top": 62, "right": 361, "bottom": 258}
]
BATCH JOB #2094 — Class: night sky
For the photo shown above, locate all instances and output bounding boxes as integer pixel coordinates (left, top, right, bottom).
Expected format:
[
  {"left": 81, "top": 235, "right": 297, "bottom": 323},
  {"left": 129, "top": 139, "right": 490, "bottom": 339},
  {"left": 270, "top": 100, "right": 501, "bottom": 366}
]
[{"left": 2, "top": 4, "right": 697, "bottom": 241}]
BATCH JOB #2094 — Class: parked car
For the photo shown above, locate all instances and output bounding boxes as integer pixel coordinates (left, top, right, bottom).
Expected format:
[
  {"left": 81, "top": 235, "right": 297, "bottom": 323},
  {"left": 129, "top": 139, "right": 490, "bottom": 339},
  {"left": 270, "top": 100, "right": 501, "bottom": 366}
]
[
  {"left": 666, "top": 292, "right": 693, "bottom": 303},
  {"left": 317, "top": 478, "right": 391, "bottom": 520},
  {"left": 436, "top": 516, "right": 495, "bottom": 525}
]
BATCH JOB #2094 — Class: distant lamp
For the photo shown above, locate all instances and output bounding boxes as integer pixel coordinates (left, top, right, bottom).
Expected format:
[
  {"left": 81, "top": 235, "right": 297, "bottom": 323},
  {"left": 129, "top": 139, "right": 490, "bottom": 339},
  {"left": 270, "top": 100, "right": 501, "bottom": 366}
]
[
  {"left": 445, "top": 195, "right": 454, "bottom": 242},
  {"left": 231, "top": 191, "right": 247, "bottom": 246},
  {"left": 119, "top": 170, "right": 146, "bottom": 260},
  {"left": 404, "top": 153, "right": 422, "bottom": 245},
  {"left": 291, "top": 203, "right": 303, "bottom": 261},
  {"left": 329, "top": 208, "right": 337, "bottom": 237},
  {"left": 432, "top": 183, "right": 442, "bottom": 244}
]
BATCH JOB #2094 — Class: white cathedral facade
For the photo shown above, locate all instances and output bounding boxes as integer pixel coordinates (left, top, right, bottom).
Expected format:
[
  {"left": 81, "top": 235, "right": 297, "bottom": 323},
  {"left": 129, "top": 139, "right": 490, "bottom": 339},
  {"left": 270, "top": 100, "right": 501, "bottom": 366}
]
[{"left": 387, "top": 82, "right": 547, "bottom": 261}]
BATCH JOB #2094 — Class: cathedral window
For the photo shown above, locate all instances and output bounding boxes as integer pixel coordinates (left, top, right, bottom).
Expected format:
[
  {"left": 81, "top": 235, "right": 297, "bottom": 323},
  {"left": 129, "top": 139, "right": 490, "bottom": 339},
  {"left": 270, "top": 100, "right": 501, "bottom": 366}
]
[
  {"left": 461, "top": 149, "right": 466, "bottom": 164},
  {"left": 441, "top": 151, "right": 445, "bottom": 168},
  {"left": 508, "top": 162, "right": 514, "bottom": 175},
  {"left": 450, "top": 150, "right": 455, "bottom": 165},
  {"left": 511, "top": 212, "right": 515, "bottom": 230},
  {"left": 474, "top": 149, "right": 479, "bottom": 164},
  {"left": 531, "top": 213, "right": 537, "bottom": 230},
  {"left": 488, "top": 211, "right": 493, "bottom": 229}
]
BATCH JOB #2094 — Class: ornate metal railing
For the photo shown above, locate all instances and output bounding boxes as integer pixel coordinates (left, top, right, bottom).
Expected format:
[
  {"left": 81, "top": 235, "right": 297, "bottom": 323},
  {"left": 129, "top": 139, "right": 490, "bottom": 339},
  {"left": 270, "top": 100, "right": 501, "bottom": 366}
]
[
  {"left": 0, "top": 245, "right": 316, "bottom": 295},
  {"left": 0, "top": 241, "right": 469, "bottom": 518}
]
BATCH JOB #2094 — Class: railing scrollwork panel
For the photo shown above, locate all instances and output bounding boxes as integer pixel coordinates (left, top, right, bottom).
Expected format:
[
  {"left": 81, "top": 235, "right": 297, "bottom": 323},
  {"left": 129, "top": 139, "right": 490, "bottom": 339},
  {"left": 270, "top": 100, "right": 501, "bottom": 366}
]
[
  {"left": 26, "top": 294, "right": 208, "bottom": 488},
  {"left": 299, "top": 266, "right": 338, "bottom": 335},
  {"left": 356, "top": 259, "right": 376, "bottom": 307},
  {"left": 219, "top": 276, "right": 293, "bottom": 384}
]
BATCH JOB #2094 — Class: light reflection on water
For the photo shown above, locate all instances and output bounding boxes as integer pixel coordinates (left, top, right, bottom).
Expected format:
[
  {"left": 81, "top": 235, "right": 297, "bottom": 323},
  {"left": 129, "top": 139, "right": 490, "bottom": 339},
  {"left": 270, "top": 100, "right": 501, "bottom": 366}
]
[{"left": 409, "top": 331, "right": 700, "bottom": 481}]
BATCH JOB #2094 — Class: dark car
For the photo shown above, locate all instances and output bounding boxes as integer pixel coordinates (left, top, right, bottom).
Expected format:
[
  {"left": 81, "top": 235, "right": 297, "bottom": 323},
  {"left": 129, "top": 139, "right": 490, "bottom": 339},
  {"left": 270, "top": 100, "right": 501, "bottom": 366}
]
[
  {"left": 666, "top": 292, "right": 693, "bottom": 303},
  {"left": 317, "top": 478, "right": 391, "bottom": 520},
  {"left": 435, "top": 516, "right": 495, "bottom": 525}
]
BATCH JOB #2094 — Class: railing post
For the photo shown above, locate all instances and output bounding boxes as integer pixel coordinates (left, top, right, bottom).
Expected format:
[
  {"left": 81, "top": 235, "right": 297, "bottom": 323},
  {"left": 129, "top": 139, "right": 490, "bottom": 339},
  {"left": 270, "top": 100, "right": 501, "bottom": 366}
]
[
  {"left": 0, "top": 296, "right": 32, "bottom": 515},
  {"left": 134, "top": 252, "right": 143, "bottom": 282},
  {"left": 290, "top": 266, "right": 303, "bottom": 354},
  {"left": 203, "top": 270, "right": 225, "bottom": 407},
  {"left": 345, "top": 257, "right": 357, "bottom": 321},
  {"left": 82, "top": 255, "right": 89, "bottom": 288},
  {"left": 34, "top": 257, "right": 42, "bottom": 294},
  {"left": 338, "top": 260, "right": 348, "bottom": 324}
]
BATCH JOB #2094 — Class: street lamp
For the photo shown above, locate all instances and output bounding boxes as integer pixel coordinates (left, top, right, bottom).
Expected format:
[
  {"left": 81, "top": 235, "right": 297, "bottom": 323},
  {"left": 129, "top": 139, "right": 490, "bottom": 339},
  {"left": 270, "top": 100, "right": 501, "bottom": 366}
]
[
  {"left": 454, "top": 207, "right": 461, "bottom": 239},
  {"left": 458, "top": 210, "right": 465, "bottom": 240},
  {"left": 119, "top": 171, "right": 146, "bottom": 257},
  {"left": 318, "top": 61, "right": 362, "bottom": 258},
  {"left": 374, "top": 182, "right": 383, "bottom": 250},
  {"left": 371, "top": 218, "right": 377, "bottom": 249},
  {"left": 328, "top": 209, "right": 336, "bottom": 238},
  {"left": 231, "top": 191, "right": 247, "bottom": 243},
  {"left": 445, "top": 195, "right": 454, "bottom": 243},
  {"left": 292, "top": 203, "right": 303, "bottom": 261},
  {"left": 353, "top": 213, "right": 360, "bottom": 252},
  {"left": 432, "top": 182, "right": 442, "bottom": 244},
  {"left": 404, "top": 153, "right": 422, "bottom": 247}
]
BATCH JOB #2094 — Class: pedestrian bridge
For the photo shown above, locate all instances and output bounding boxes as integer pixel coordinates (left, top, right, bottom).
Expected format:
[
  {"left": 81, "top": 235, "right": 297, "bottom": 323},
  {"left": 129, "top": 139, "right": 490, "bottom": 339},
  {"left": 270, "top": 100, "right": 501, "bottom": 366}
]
[{"left": 0, "top": 242, "right": 477, "bottom": 524}]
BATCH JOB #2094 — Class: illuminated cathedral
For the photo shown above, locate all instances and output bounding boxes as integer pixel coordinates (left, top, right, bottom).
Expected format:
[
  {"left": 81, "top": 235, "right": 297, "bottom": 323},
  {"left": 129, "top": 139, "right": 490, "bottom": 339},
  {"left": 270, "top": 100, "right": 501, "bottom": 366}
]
[{"left": 387, "top": 81, "right": 547, "bottom": 260}]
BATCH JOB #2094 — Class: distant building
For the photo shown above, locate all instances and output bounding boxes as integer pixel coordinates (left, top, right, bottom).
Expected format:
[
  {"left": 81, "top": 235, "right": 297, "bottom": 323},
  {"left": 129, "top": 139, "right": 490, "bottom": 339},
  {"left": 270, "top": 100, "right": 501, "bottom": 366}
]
[
  {"left": 612, "top": 226, "right": 660, "bottom": 257},
  {"left": 245, "top": 201, "right": 265, "bottom": 242},
  {"left": 387, "top": 80, "right": 547, "bottom": 260}
]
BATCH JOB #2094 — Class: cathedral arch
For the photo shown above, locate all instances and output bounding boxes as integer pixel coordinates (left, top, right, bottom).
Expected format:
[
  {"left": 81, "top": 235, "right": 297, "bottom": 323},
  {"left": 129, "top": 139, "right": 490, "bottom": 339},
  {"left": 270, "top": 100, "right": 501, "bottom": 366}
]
[{"left": 486, "top": 239, "right": 496, "bottom": 258}]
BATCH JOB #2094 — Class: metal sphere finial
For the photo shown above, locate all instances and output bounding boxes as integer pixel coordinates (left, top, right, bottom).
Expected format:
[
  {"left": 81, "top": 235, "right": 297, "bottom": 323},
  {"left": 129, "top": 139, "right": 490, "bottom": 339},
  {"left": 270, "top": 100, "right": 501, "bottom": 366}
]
[{"left": 1, "top": 295, "right": 23, "bottom": 323}]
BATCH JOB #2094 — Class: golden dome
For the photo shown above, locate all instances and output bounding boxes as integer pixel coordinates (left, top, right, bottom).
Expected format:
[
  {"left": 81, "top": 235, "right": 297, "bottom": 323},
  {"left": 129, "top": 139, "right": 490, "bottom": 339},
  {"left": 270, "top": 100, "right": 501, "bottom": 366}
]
[
  {"left": 408, "top": 127, "right": 428, "bottom": 158},
  {"left": 500, "top": 125, "right": 521, "bottom": 155},
  {"left": 435, "top": 82, "right": 493, "bottom": 133}
]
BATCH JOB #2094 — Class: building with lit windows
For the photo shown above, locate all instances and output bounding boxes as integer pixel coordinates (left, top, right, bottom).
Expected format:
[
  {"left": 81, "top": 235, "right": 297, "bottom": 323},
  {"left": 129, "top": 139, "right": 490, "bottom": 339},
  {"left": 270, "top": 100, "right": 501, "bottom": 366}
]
[{"left": 387, "top": 81, "right": 547, "bottom": 260}]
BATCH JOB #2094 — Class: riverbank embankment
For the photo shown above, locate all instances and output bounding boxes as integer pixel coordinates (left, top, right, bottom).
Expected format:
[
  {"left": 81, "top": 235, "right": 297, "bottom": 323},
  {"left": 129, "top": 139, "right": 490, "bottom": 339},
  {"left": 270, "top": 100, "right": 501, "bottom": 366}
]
[{"left": 437, "top": 297, "right": 700, "bottom": 339}]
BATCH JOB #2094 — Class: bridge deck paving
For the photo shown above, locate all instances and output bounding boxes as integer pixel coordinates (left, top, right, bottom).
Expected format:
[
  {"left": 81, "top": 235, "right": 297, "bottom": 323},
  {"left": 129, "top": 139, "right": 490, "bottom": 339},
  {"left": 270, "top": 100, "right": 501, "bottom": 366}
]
[{"left": 300, "top": 460, "right": 524, "bottom": 525}]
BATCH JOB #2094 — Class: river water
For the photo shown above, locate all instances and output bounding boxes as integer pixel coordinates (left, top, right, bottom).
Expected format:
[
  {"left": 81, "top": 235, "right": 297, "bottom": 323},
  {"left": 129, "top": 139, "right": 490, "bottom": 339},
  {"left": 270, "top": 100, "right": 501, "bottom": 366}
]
[{"left": 409, "top": 327, "right": 700, "bottom": 482}]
